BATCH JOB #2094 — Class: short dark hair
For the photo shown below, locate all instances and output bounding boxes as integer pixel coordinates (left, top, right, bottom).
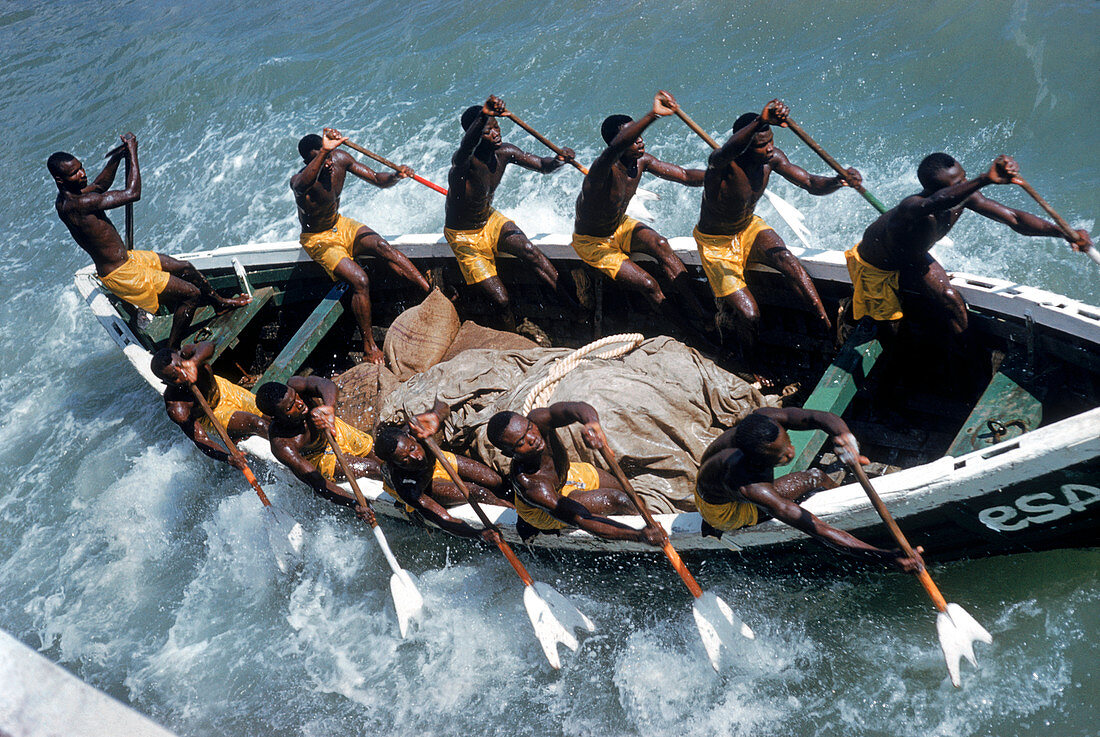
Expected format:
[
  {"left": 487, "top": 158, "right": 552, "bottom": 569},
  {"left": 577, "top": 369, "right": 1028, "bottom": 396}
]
[
  {"left": 460, "top": 105, "right": 483, "bottom": 131},
  {"left": 298, "top": 134, "right": 322, "bottom": 160},
  {"left": 374, "top": 420, "right": 410, "bottom": 462},
  {"left": 255, "top": 381, "right": 291, "bottom": 415},
  {"left": 150, "top": 347, "right": 174, "bottom": 380},
  {"left": 47, "top": 151, "right": 76, "bottom": 177},
  {"left": 601, "top": 114, "right": 632, "bottom": 145},
  {"left": 917, "top": 152, "right": 958, "bottom": 189},
  {"left": 486, "top": 411, "right": 521, "bottom": 451},
  {"left": 733, "top": 412, "right": 781, "bottom": 462},
  {"left": 733, "top": 112, "right": 763, "bottom": 133}
]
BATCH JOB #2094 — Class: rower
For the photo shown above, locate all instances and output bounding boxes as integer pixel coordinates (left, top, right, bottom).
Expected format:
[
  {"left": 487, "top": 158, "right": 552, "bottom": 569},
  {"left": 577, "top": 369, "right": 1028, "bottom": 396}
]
[
  {"left": 254, "top": 376, "right": 381, "bottom": 512},
  {"left": 291, "top": 128, "right": 431, "bottom": 364},
  {"left": 49, "top": 133, "right": 249, "bottom": 348},
  {"left": 848, "top": 154, "right": 1093, "bottom": 338},
  {"left": 696, "top": 407, "right": 922, "bottom": 571},
  {"left": 694, "top": 100, "right": 853, "bottom": 363},
  {"left": 373, "top": 400, "right": 511, "bottom": 541},
  {"left": 571, "top": 91, "right": 708, "bottom": 326},
  {"left": 446, "top": 95, "right": 578, "bottom": 332},
  {"left": 486, "top": 402, "right": 662, "bottom": 546},
  {"left": 150, "top": 341, "right": 268, "bottom": 468}
]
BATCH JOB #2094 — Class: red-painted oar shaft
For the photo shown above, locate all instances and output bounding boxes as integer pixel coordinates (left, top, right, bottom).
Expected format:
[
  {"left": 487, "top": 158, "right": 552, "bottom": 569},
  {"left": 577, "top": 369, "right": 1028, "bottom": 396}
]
[
  {"left": 189, "top": 384, "right": 272, "bottom": 507},
  {"left": 342, "top": 140, "right": 448, "bottom": 195}
]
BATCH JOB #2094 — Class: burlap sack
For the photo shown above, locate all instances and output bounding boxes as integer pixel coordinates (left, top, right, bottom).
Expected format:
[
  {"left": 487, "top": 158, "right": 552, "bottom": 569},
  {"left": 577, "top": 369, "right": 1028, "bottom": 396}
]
[
  {"left": 382, "top": 288, "right": 460, "bottom": 380},
  {"left": 440, "top": 320, "right": 538, "bottom": 363}
]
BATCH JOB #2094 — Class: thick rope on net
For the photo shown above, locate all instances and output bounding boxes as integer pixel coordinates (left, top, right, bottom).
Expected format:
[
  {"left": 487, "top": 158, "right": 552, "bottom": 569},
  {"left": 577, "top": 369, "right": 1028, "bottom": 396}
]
[{"left": 520, "top": 333, "right": 645, "bottom": 414}]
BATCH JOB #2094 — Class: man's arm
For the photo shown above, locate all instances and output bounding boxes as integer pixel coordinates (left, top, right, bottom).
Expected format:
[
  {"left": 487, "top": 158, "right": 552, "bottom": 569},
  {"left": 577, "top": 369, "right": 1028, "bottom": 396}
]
[
  {"left": 452, "top": 95, "right": 505, "bottom": 167},
  {"left": 91, "top": 145, "right": 125, "bottom": 193},
  {"left": 79, "top": 133, "right": 141, "bottom": 212},
  {"left": 899, "top": 155, "right": 1017, "bottom": 220},
  {"left": 344, "top": 151, "right": 410, "bottom": 189},
  {"left": 523, "top": 479, "right": 660, "bottom": 544},
  {"left": 164, "top": 399, "right": 238, "bottom": 467},
  {"left": 755, "top": 407, "right": 865, "bottom": 464},
  {"left": 530, "top": 401, "right": 603, "bottom": 447},
  {"left": 404, "top": 483, "right": 496, "bottom": 541},
  {"left": 709, "top": 114, "right": 768, "bottom": 168},
  {"left": 291, "top": 128, "right": 346, "bottom": 193},
  {"left": 502, "top": 143, "right": 573, "bottom": 174},
  {"left": 965, "top": 192, "right": 1091, "bottom": 247},
  {"left": 700, "top": 428, "right": 738, "bottom": 465},
  {"left": 771, "top": 148, "right": 858, "bottom": 195},
  {"left": 588, "top": 91, "right": 678, "bottom": 179},
  {"left": 643, "top": 155, "right": 705, "bottom": 186},
  {"left": 288, "top": 375, "right": 339, "bottom": 432},
  {"left": 454, "top": 455, "right": 504, "bottom": 492},
  {"left": 271, "top": 439, "right": 359, "bottom": 508}
]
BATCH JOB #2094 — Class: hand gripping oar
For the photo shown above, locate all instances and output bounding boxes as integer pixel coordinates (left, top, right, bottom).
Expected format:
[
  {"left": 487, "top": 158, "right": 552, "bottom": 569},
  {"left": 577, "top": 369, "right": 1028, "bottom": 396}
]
[
  {"left": 105, "top": 143, "right": 133, "bottom": 250},
  {"left": 320, "top": 423, "right": 424, "bottom": 637},
  {"left": 846, "top": 460, "right": 991, "bottom": 687},
  {"left": 419, "top": 435, "right": 594, "bottom": 669},
  {"left": 187, "top": 385, "right": 303, "bottom": 572},
  {"left": 341, "top": 140, "right": 448, "bottom": 196},
  {"left": 596, "top": 432, "right": 753, "bottom": 671},
  {"left": 674, "top": 107, "right": 815, "bottom": 249},
  {"left": 1012, "top": 176, "right": 1100, "bottom": 267},
  {"left": 783, "top": 117, "right": 888, "bottom": 214}
]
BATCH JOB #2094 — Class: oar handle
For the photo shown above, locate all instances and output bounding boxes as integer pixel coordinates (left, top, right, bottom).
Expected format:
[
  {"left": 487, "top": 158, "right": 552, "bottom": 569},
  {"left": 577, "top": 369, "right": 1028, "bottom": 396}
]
[
  {"left": 188, "top": 384, "right": 272, "bottom": 507},
  {"left": 596, "top": 436, "right": 704, "bottom": 599},
  {"left": 674, "top": 109, "right": 719, "bottom": 150},
  {"left": 503, "top": 112, "right": 589, "bottom": 175},
  {"left": 849, "top": 462, "right": 948, "bottom": 611},
  {"left": 420, "top": 435, "right": 536, "bottom": 587},
  {"left": 342, "top": 140, "right": 448, "bottom": 196},
  {"left": 1013, "top": 177, "right": 1091, "bottom": 247},
  {"left": 784, "top": 117, "right": 887, "bottom": 214}
]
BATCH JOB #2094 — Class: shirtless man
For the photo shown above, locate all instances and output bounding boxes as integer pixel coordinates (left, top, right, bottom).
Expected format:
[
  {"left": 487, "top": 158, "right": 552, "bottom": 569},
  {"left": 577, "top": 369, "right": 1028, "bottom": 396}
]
[
  {"left": 292, "top": 128, "right": 430, "bottom": 363},
  {"left": 50, "top": 133, "right": 248, "bottom": 348},
  {"left": 255, "top": 376, "right": 382, "bottom": 514},
  {"left": 572, "top": 91, "right": 707, "bottom": 323},
  {"left": 696, "top": 407, "right": 921, "bottom": 571},
  {"left": 848, "top": 153, "right": 1093, "bottom": 337},
  {"left": 150, "top": 341, "right": 269, "bottom": 468},
  {"left": 446, "top": 95, "right": 576, "bottom": 331},
  {"left": 373, "top": 400, "right": 511, "bottom": 542},
  {"left": 486, "top": 402, "right": 662, "bottom": 545},
  {"left": 694, "top": 101, "right": 857, "bottom": 358}
]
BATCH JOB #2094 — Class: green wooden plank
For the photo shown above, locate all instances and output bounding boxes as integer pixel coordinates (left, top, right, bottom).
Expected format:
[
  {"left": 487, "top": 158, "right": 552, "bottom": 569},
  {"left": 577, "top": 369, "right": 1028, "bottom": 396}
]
[
  {"left": 946, "top": 359, "right": 1045, "bottom": 456},
  {"left": 143, "top": 287, "right": 275, "bottom": 358},
  {"left": 257, "top": 282, "right": 348, "bottom": 387},
  {"left": 776, "top": 322, "right": 883, "bottom": 475}
]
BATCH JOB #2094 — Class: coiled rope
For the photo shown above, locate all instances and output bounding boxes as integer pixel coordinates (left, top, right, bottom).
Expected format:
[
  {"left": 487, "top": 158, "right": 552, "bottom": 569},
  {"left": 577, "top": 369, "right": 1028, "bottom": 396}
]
[{"left": 520, "top": 333, "right": 645, "bottom": 414}]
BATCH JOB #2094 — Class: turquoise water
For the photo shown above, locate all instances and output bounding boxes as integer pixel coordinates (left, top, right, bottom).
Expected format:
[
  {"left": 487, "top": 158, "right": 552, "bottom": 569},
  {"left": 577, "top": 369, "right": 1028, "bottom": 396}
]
[{"left": 1, "top": 1, "right": 1098, "bottom": 735}]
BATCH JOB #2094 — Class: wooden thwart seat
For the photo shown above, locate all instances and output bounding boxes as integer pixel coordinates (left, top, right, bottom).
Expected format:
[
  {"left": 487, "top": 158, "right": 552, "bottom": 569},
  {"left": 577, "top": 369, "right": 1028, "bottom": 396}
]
[
  {"left": 143, "top": 286, "right": 275, "bottom": 360},
  {"left": 257, "top": 282, "right": 348, "bottom": 387},
  {"left": 946, "top": 355, "right": 1045, "bottom": 456}
]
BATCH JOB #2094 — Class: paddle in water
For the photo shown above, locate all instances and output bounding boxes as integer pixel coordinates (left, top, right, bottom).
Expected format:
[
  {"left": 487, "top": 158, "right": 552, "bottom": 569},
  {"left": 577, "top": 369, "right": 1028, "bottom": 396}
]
[
  {"left": 843, "top": 455, "right": 991, "bottom": 686},
  {"left": 187, "top": 385, "right": 304, "bottom": 573},
  {"left": 596, "top": 430, "right": 753, "bottom": 671},
  {"left": 342, "top": 139, "right": 448, "bottom": 196},
  {"left": 417, "top": 432, "right": 595, "bottom": 669},
  {"left": 1011, "top": 176, "right": 1099, "bottom": 267},
  {"left": 319, "top": 421, "right": 424, "bottom": 638}
]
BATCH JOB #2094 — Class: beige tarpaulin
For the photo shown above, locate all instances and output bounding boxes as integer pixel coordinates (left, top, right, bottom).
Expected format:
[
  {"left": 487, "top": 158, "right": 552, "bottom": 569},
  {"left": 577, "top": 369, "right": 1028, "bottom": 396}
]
[{"left": 380, "top": 336, "right": 774, "bottom": 514}]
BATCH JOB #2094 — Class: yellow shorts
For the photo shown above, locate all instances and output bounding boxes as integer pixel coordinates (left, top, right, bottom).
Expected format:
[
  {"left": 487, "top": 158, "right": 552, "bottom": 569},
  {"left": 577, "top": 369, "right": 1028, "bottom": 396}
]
[
  {"left": 693, "top": 485, "right": 759, "bottom": 532},
  {"left": 515, "top": 461, "right": 601, "bottom": 532},
  {"left": 384, "top": 450, "right": 459, "bottom": 514},
  {"left": 694, "top": 216, "right": 774, "bottom": 298},
  {"left": 99, "top": 250, "right": 171, "bottom": 313},
  {"left": 845, "top": 244, "right": 903, "bottom": 321},
  {"left": 304, "top": 417, "right": 375, "bottom": 481},
  {"left": 299, "top": 214, "right": 365, "bottom": 280},
  {"left": 197, "top": 376, "right": 261, "bottom": 434},
  {"left": 444, "top": 210, "right": 511, "bottom": 285},
  {"left": 571, "top": 217, "right": 642, "bottom": 278}
]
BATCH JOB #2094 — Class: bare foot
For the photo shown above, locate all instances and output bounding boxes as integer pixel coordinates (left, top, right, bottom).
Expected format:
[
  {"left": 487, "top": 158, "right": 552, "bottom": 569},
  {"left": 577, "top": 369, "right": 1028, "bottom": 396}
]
[
  {"left": 214, "top": 293, "right": 251, "bottom": 315},
  {"left": 363, "top": 344, "right": 385, "bottom": 365}
]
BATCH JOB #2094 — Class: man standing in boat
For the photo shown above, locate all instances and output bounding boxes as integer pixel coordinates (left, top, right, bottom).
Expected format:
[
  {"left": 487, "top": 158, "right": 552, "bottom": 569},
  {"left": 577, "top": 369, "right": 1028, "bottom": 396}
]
[
  {"left": 696, "top": 407, "right": 922, "bottom": 571},
  {"left": 572, "top": 91, "right": 708, "bottom": 325},
  {"left": 694, "top": 100, "right": 856, "bottom": 363},
  {"left": 49, "top": 133, "right": 249, "bottom": 349},
  {"left": 847, "top": 154, "right": 1093, "bottom": 337},
  {"left": 446, "top": 95, "right": 577, "bottom": 333},
  {"left": 373, "top": 400, "right": 511, "bottom": 542},
  {"left": 486, "top": 402, "right": 663, "bottom": 545},
  {"left": 150, "top": 341, "right": 269, "bottom": 467},
  {"left": 291, "top": 128, "right": 431, "bottom": 364},
  {"left": 255, "top": 376, "right": 381, "bottom": 514}
]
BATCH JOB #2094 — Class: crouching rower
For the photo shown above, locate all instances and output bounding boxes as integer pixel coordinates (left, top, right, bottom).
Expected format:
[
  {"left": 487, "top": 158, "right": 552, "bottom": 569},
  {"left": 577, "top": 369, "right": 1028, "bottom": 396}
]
[
  {"left": 255, "top": 376, "right": 381, "bottom": 513},
  {"left": 696, "top": 407, "right": 922, "bottom": 571},
  {"left": 150, "top": 341, "right": 269, "bottom": 468},
  {"left": 487, "top": 402, "right": 662, "bottom": 546},
  {"left": 374, "top": 400, "right": 511, "bottom": 541}
]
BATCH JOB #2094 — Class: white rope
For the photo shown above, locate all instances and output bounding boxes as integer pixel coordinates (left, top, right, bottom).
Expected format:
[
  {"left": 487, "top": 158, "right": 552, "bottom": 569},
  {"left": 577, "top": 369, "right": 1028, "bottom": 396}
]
[{"left": 520, "top": 333, "right": 644, "bottom": 414}]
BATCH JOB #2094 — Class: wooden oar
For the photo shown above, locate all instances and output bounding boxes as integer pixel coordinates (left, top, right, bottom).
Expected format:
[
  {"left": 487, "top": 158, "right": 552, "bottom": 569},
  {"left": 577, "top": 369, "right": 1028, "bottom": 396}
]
[
  {"left": 105, "top": 143, "right": 133, "bottom": 249},
  {"left": 341, "top": 140, "right": 448, "bottom": 196},
  {"left": 419, "top": 434, "right": 594, "bottom": 669},
  {"left": 846, "top": 459, "right": 991, "bottom": 686},
  {"left": 783, "top": 117, "right": 888, "bottom": 214},
  {"left": 320, "top": 422, "right": 424, "bottom": 637},
  {"left": 188, "top": 385, "right": 303, "bottom": 572},
  {"left": 674, "top": 106, "right": 816, "bottom": 249},
  {"left": 1012, "top": 176, "right": 1100, "bottom": 267},
  {"left": 596, "top": 431, "right": 753, "bottom": 671}
]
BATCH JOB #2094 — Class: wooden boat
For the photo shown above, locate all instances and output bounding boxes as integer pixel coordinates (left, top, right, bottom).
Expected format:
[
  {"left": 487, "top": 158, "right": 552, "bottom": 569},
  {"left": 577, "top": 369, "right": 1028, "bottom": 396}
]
[{"left": 73, "top": 234, "right": 1100, "bottom": 560}]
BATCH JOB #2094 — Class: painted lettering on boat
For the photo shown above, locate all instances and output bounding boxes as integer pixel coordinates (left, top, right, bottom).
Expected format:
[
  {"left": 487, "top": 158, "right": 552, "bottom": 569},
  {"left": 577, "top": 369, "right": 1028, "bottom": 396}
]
[{"left": 978, "top": 484, "right": 1100, "bottom": 532}]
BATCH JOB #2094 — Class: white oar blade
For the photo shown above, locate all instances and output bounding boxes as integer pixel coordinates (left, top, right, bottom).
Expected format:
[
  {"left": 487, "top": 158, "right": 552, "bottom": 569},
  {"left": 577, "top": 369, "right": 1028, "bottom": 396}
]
[
  {"left": 1087, "top": 247, "right": 1100, "bottom": 266},
  {"left": 626, "top": 195, "right": 656, "bottom": 223},
  {"left": 936, "top": 602, "right": 992, "bottom": 687},
  {"left": 264, "top": 506, "right": 304, "bottom": 573},
  {"left": 531, "top": 581, "right": 595, "bottom": 634},
  {"left": 523, "top": 583, "right": 593, "bottom": 669},
  {"left": 763, "top": 189, "right": 815, "bottom": 249},
  {"left": 692, "top": 591, "right": 754, "bottom": 672},
  {"left": 390, "top": 570, "right": 424, "bottom": 639},
  {"left": 633, "top": 187, "right": 660, "bottom": 201}
]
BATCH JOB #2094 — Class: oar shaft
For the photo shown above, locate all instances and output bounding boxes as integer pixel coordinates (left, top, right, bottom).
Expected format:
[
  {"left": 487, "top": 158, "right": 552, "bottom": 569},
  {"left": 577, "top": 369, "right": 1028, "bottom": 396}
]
[
  {"left": 1013, "top": 177, "right": 1083, "bottom": 242},
  {"left": 784, "top": 117, "right": 887, "bottom": 213},
  {"left": 674, "top": 109, "right": 719, "bottom": 149},
  {"left": 321, "top": 426, "right": 377, "bottom": 524},
  {"left": 188, "top": 384, "right": 272, "bottom": 507},
  {"left": 342, "top": 140, "right": 448, "bottom": 195},
  {"left": 124, "top": 157, "right": 134, "bottom": 249},
  {"left": 503, "top": 112, "right": 589, "bottom": 175}
]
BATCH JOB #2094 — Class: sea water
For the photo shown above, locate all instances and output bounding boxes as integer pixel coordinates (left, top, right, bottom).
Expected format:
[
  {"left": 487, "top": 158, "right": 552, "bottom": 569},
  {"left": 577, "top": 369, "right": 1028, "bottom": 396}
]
[{"left": 1, "top": 1, "right": 1097, "bottom": 735}]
